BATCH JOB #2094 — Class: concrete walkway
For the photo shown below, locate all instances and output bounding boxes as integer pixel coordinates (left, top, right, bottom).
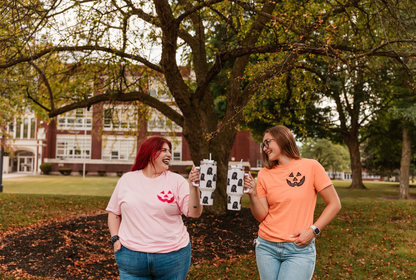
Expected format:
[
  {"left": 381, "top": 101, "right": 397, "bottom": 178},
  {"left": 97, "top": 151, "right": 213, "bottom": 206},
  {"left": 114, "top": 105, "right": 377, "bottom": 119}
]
[{"left": 1, "top": 173, "right": 33, "bottom": 179}]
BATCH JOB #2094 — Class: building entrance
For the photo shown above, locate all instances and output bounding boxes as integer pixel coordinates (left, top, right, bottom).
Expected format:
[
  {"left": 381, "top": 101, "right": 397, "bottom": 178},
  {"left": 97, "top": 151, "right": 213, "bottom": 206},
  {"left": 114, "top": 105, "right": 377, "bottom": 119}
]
[{"left": 16, "top": 151, "right": 35, "bottom": 173}]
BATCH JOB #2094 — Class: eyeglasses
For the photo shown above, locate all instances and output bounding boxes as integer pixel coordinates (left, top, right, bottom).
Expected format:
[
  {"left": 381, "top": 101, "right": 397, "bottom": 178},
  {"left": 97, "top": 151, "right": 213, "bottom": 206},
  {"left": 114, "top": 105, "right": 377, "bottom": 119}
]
[
  {"left": 160, "top": 148, "right": 172, "bottom": 154},
  {"left": 261, "top": 139, "right": 275, "bottom": 150}
]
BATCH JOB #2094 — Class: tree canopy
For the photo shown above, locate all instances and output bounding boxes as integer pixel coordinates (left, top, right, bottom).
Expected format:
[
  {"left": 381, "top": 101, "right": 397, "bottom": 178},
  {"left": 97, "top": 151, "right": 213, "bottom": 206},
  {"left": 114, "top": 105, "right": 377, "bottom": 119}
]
[{"left": 1, "top": 0, "right": 416, "bottom": 212}]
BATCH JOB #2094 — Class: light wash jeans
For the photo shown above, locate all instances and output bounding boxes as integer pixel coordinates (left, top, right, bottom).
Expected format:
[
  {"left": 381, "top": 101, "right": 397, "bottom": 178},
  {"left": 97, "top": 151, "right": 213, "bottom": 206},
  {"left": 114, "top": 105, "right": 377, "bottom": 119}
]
[
  {"left": 114, "top": 242, "right": 191, "bottom": 280},
  {"left": 255, "top": 236, "right": 316, "bottom": 280}
]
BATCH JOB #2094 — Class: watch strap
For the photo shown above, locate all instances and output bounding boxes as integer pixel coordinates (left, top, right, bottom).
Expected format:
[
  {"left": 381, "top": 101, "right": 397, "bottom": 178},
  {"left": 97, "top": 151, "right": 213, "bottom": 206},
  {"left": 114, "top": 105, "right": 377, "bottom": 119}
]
[
  {"left": 310, "top": 225, "right": 321, "bottom": 236},
  {"left": 110, "top": 235, "right": 119, "bottom": 244}
]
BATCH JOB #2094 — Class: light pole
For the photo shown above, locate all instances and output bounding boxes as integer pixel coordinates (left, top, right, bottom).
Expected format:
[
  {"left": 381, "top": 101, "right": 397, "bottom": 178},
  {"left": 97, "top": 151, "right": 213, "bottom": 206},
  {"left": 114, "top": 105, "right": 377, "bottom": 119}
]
[{"left": 0, "top": 131, "right": 4, "bottom": 192}]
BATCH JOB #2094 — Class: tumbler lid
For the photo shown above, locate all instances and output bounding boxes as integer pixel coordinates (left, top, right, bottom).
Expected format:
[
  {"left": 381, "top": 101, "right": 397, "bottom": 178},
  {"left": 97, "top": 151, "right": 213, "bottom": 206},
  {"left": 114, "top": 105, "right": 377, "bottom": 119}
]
[
  {"left": 201, "top": 159, "right": 216, "bottom": 165},
  {"left": 229, "top": 164, "right": 243, "bottom": 170},
  {"left": 229, "top": 159, "right": 244, "bottom": 170}
]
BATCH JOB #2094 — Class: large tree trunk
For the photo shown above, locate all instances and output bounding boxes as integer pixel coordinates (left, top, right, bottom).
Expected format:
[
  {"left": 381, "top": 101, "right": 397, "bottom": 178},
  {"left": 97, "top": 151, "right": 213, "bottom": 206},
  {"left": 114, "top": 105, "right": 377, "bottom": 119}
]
[
  {"left": 346, "top": 137, "right": 366, "bottom": 189},
  {"left": 399, "top": 123, "right": 411, "bottom": 199},
  {"left": 182, "top": 124, "right": 239, "bottom": 215}
]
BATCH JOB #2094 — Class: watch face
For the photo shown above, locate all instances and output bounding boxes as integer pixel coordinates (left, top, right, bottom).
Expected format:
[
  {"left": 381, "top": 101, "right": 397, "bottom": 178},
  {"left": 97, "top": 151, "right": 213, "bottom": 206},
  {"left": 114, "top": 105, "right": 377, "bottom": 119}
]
[{"left": 313, "top": 228, "right": 320, "bottom": 235}]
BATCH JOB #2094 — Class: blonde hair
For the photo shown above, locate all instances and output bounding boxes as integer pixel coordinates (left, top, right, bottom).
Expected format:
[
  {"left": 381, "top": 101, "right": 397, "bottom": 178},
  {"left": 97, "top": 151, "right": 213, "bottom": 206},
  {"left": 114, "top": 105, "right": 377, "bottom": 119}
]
[{"left": 261, "top": 126, "right": 301, "bottom": 169}]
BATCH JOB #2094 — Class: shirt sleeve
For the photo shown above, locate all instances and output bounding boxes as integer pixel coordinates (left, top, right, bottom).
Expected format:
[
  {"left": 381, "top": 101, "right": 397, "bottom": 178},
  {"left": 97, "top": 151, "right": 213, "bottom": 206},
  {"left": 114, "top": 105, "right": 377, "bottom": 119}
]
[
  {"left": 313, "top": 160, "right": 333, "bottom": 192},
  {"left": 174, "top": 174, "right": 190, "bottom": 217},
  {"left": 106, "top": 176, "right": 125, "bottom": 215},
  {"left": 256, "top": 169, "right": 267, "bottom": 198}
]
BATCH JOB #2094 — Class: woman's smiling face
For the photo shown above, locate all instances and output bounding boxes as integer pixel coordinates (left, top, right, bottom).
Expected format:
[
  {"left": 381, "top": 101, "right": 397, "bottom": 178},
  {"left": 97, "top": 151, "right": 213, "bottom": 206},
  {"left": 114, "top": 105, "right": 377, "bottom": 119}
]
[
  {"left": 262, "top": 132, "right": 281, "bottom": 161},
  {"left": 153, "top": 142, "right": 172, "bottom": 172}
]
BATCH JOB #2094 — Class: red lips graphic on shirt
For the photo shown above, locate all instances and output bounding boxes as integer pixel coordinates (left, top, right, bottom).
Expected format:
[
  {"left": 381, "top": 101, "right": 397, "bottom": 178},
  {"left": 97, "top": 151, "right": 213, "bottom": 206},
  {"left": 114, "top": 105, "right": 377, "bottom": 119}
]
[{"left": 157, "top": 190, "right": 175, "bottom": 203}]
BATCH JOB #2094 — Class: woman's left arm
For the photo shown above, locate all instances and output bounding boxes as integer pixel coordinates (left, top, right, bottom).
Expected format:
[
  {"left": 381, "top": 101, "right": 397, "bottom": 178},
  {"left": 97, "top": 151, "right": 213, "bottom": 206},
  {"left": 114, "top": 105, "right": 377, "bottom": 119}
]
[
  {"left": 293, "top": 185, "right": 342, "bottom": 246},
  {"left": 187, "top": 166, "right": 203, "bottom": 218}
]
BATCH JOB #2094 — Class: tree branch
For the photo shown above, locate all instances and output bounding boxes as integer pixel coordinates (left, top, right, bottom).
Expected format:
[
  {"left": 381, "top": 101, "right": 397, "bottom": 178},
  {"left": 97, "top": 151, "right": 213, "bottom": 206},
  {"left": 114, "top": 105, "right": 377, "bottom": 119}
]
[
  {"left": 0, "top": 46, "right": 163, "bottom": 73},
  {"left": 48, "top": 90, "right": 184, "bottom": 127}
]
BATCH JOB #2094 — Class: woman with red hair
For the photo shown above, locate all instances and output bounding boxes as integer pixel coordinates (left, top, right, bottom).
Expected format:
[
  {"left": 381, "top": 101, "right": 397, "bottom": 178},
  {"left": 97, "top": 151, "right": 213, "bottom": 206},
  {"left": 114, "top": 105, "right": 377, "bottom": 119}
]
[{"left": 106, "top": 136, "right": 202, "bottom": 279}]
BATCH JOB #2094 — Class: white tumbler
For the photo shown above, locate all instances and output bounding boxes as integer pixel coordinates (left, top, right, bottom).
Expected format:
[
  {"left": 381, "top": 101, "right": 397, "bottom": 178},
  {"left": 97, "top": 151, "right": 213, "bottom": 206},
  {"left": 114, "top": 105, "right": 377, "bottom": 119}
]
[
  {"left": 226, "top": 163, "right": 249, "bottom": 211},
  {"left": 193, "top": 159, "right": 217, "bottom": 206}
]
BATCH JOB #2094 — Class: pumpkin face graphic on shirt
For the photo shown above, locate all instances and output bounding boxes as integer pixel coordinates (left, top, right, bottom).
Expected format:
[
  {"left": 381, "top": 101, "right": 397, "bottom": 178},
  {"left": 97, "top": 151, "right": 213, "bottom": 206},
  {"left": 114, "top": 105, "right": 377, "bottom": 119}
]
[
  {"left": 286, "top": 172, "right": 306, "bottom": 187},
  {"left": 157, "top": 190, "right": 175, "bottom": 203}
]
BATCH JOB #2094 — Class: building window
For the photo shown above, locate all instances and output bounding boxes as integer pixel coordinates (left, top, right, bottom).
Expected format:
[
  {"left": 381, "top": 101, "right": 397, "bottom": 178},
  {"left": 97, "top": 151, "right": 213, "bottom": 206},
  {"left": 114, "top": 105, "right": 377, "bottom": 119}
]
[
  {"left": 57, "top": 108, "right": 92, "bottom": 129},
  {"left": 103, "top": 106, "right": 138, "bottom": 130},
  {"left": 164, "top": 137, "right": 182, "bottom": 161},
  {"left": 16, "top": 120, "right": 21, "bottom": 138},
  {"left": 147, "top": 109, "right": 182, "bottom": 133},
  {"left": 56, "top": 137, "right": 91, "bottom": 159},
  {"left": 30, "top": 118, "right": 36, "bottom": 139},
  {"left": 102, "top": 137, "right": 136, "bottom": 160},
  {"left": 149, "top": 79, "right": 172, "bottom": 101},
  {"left": 257, "top": 160, "right": 262, "bottom": 168},
  {"left": 23, "top": 118, "right": 29, "bottom": 138}
]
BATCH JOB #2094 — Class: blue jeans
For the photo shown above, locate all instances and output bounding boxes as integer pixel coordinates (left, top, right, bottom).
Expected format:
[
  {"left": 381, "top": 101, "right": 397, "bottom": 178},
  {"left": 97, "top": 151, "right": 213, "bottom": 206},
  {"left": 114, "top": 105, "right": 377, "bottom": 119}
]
[
  {"left": 255, "top": 236, "right": 316, "bottom": 280},
  {"left": 114, "top": 242, "right": 191, "bottom": 280}
]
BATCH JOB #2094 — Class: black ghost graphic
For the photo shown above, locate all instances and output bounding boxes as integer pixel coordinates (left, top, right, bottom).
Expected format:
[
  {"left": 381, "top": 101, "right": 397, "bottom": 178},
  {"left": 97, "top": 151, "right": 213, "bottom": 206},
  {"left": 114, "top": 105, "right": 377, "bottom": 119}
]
[
  {"left": 213, "top": 174, "right": 217, "bottom": 181},
  {"left": 207, "top": 167, "right": 213, "bottom": 175},
  {"left": 227, "top": 178, "right": 230, "bottom": 186},
  {"left": 231, "top": 185, "right": 237, "bottom": 192},
  {"left": 202, "top": 196, "right": 209, "bottom": 204},
  {"left": 200, "top": 173, "right": 205, "bottom": 181},
  {"left": 238, "top": 179, "right": 243, "bottom": 186},
  {"left": 232, "top": 201, "right": 238, "bottom": 209},
  {"left": 232, "top": 172, "right": 238, "bottom": 179},
  {"left": 207, "top": 180, "right": 212, "bottom": 188},
  {"left": 228, "top": 196, "right": 231, "bottom": 203},
  {"left": 211, "top": 192, "right": 214, "bottom": 199},
  {"left": 286, "top": 172, "right": 306, "bottom": 187}
]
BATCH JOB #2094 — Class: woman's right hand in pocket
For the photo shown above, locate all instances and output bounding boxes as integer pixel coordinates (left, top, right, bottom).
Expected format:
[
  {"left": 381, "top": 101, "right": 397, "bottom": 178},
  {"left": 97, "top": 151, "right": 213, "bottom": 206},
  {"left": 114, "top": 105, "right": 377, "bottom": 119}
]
[{"left": 114, "top": 240, "right": 121, "bottom": 252}]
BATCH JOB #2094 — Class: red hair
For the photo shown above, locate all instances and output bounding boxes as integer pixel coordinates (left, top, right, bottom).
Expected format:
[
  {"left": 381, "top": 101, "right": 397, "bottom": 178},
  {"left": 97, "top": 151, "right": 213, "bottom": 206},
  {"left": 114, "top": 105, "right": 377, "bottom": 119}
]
[{"left": 131, "top": 136, "right": 172, "bottom": 171}]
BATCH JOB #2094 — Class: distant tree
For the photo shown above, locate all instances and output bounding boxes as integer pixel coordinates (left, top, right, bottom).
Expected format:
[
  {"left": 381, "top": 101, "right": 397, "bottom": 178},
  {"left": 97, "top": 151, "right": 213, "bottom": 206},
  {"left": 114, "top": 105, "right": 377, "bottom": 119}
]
[
  {"left": 300, "top": 138, "right": 350, "bottom": 179},
  {"left": 389, "top": 103, "right": 416, "bottom": 199}
]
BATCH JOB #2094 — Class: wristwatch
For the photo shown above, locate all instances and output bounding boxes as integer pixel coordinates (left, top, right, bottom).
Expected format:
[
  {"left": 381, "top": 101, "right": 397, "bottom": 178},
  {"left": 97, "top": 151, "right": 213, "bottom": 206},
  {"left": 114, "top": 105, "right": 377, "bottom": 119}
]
[
  {"left": 310, "top": 225, "right": 321, "bottom": 236},
  {"left": 110, "top": 235, "right": 120, "bottom": 244}
]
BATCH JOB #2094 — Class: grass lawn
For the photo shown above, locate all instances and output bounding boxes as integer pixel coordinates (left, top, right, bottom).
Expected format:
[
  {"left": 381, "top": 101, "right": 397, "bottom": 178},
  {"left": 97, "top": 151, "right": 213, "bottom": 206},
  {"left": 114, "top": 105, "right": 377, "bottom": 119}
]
[
  {"left": 2, "top": 175, "right": 119, "bottom": 196},
  {"left": 1, "top": 176, "right": 416, "bottom": 279}
]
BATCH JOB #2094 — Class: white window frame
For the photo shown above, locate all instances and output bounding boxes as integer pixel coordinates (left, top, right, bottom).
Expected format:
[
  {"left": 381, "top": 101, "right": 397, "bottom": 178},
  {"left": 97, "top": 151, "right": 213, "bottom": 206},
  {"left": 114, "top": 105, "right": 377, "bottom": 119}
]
[
  {"left": 56, "top": 135, "right": 91, "bottom": 159},
  {"left": 103, "top": 105, "right": 138, "bottom": 130},
  {"left": 165, "top": 136, "right": 182, "bottom": 162},
  {"left": 10, "top": 117, "right": 36, "bottom": 139},
  {"left": 147, "top": 108, "right": 182, "bottom": 133},
  {"left": 57, "top": 108, "right": 92, "bottom": 129},
  {"left": 149, "top": 78, "right": 173, "bottom": 102},
  {"left": 102, "top": 136, "right": 137, "bottom": 161}
]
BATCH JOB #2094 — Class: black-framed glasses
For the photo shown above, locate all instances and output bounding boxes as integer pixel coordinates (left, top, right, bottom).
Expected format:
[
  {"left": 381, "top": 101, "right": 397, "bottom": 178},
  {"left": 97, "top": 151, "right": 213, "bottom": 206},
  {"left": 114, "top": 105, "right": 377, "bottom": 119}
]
[{"left": 261, "top": 139, "right": 275, "bottom": 150}]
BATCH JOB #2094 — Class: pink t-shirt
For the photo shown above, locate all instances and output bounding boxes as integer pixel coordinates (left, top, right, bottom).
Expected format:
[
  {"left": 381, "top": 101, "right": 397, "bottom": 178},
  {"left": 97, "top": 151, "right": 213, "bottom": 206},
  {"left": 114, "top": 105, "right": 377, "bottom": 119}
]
[{"left": 106, "top": 170, "right": 190, "bottom": 253}]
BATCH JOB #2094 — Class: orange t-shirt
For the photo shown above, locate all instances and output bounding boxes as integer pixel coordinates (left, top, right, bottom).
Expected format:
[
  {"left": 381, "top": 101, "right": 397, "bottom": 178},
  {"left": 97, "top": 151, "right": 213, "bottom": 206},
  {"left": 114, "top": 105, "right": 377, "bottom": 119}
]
[{"left": 256, "top": 158, "right": 332, "bottom": 243}]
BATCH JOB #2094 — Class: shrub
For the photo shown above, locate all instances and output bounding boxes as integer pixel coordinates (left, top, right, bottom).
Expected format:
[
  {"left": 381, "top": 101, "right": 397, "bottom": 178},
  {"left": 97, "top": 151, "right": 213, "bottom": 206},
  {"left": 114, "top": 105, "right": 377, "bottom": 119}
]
[
  {"left": 58, "top": 168, "right": 72, "bottom": 176},
  {"left": 250, "top": 171, "right": 258, "bottom": 178},
  {"left": 116, "top": 170, "right": 124, "bottom": 177},
  {"left": 40, "top": 163, "right": 53, "bottom": 175},
  {"left": 78, "top": 169, "right": 88, "bottom": 176},
  {"left": 184, "top": 166, "right": 193, "bottom": 174},
  {"left": 97, "top": 170, "right": 106, "bottom": 176}
]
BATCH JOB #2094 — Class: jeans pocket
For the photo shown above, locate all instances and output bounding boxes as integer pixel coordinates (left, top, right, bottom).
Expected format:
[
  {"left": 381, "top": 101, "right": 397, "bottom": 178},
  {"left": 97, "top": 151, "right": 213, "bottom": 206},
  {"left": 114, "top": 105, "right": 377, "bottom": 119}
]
[
  {"left": 114, "top": 245, "right": 123, "bottom": 255},
  {"left": 293, "top": 242, "right": 309, "bottom": 249}
]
